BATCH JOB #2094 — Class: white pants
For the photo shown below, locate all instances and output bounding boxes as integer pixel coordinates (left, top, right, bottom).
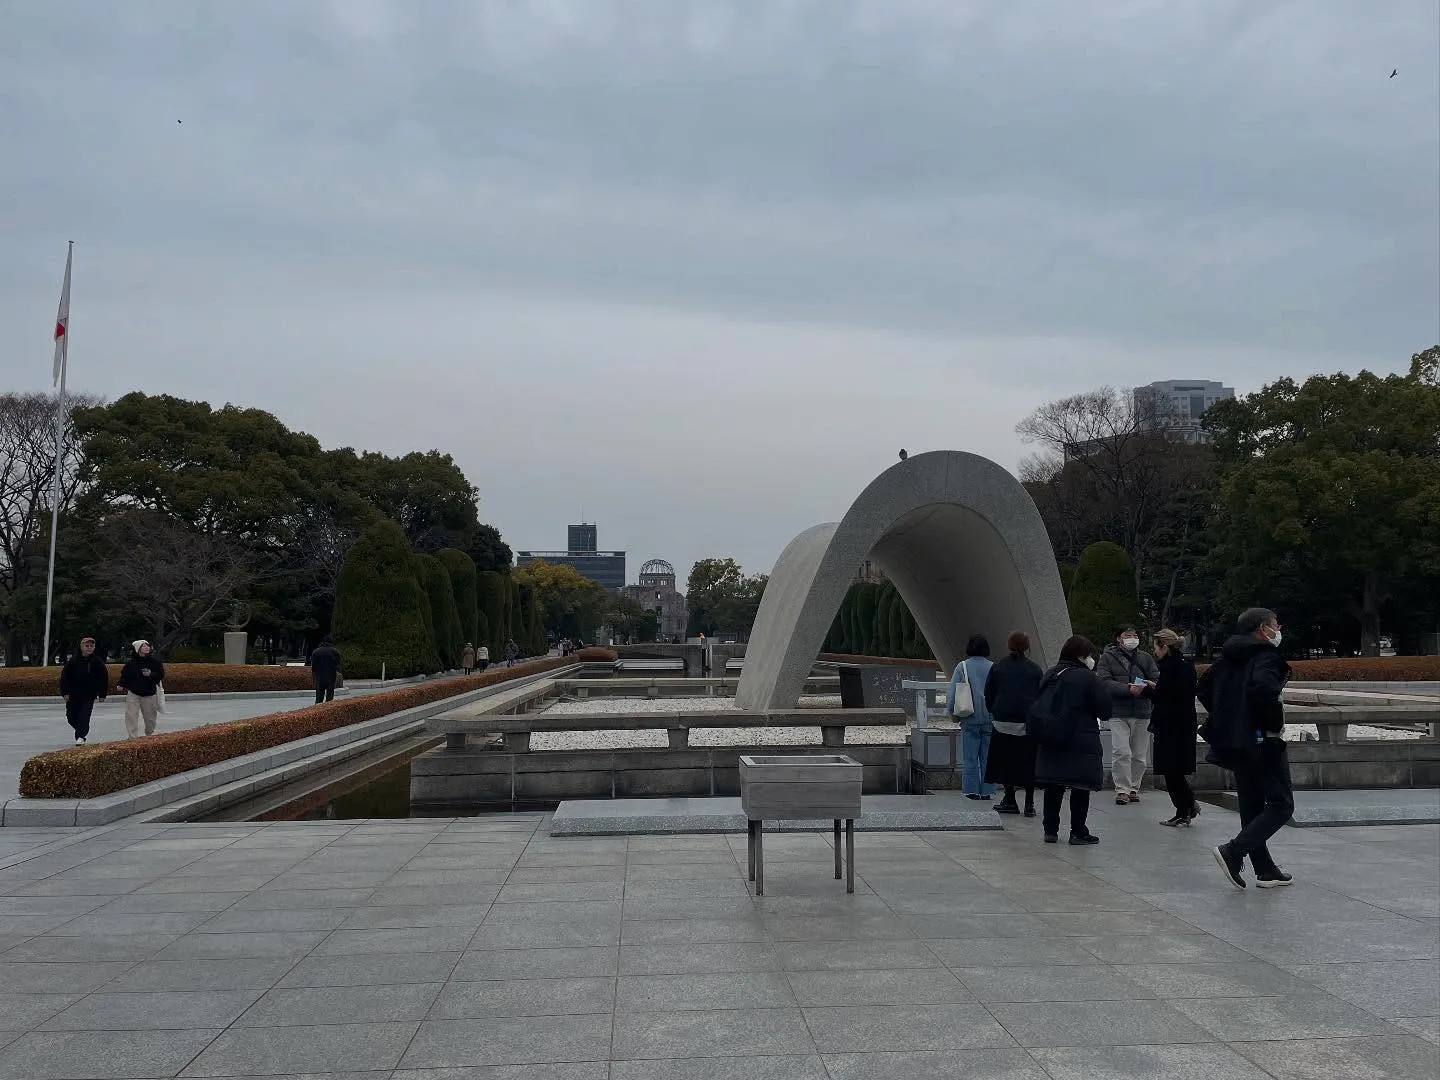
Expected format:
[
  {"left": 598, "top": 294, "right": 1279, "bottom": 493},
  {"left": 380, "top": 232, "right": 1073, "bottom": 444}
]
[
  {"left": 124, "top": 693, "right": 158, "bottom": 738},
  {"left": 1109, "top": 716, "right": 1151, "bottom": 793}
]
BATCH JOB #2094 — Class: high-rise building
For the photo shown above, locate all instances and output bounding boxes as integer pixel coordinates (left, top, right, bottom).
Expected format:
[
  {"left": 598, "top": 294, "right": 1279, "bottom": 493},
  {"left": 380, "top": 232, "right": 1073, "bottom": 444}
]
[
  {"left": 567, "top": 523, "right": 598, "bottom": 554},
  {"left": 517, "top": 523, "right": 625, "bottom": 591},
  {"left": 1134, "top": 380, "right": 1235, "bottom": 444}
]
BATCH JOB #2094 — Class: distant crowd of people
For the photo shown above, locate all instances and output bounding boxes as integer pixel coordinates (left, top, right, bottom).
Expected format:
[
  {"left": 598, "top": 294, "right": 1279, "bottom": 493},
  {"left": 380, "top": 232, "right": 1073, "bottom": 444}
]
[{"left": 946, "top": 607, "right": 1295, "bottom": 888}]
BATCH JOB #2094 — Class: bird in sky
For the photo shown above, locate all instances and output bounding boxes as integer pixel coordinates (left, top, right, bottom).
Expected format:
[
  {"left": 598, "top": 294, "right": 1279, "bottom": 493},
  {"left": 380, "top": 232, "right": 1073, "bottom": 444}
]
[
  {"left": 1390, "top": 69, "right": 1397, "bottom": 78},
  {"left": 177, "top": 119, "right": 183, "bottom": 124},
  {"left": 898, "top": 449, "right": 908, "bottom": 461}
]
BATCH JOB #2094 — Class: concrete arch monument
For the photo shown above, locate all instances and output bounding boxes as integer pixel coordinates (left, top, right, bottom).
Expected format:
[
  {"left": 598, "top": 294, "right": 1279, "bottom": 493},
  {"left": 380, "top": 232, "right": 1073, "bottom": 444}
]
[{"left": 735, "top": 450, "right": 1072, "bottom": 711}]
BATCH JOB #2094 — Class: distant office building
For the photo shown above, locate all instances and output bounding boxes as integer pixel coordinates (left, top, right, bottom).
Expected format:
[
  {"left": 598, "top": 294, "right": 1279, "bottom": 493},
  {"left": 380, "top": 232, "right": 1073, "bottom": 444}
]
[
  {"left": 567, "top": 523, "right": 598, "bottom": 554},
  {"left": 1135, "top": 380, "right": 1235, "bottom": 444},
  {"left": 517, "top": 522, "right": 625, "bottom": 592},
  {"left": 621, "top": 559, "right": 688, "bottom": 641}
]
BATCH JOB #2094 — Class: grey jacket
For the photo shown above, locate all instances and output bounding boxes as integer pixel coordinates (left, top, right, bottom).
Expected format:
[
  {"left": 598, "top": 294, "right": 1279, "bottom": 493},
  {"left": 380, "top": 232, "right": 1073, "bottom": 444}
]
[{"left": 1094, "top": 643, "right": 1160, "bottom": 720}]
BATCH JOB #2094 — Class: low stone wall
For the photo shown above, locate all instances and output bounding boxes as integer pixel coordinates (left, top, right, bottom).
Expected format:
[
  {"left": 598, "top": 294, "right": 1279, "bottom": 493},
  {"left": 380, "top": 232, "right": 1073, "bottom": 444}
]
[{"left": 410, "top": 744, "right": 910, "bottom": 811}]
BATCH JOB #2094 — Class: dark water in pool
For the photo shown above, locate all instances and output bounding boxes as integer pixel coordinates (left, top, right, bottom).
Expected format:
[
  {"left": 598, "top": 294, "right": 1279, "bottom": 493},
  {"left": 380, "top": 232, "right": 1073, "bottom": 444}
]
[{"left": 280, "top": 758, "right": 555, "bottom": 821}]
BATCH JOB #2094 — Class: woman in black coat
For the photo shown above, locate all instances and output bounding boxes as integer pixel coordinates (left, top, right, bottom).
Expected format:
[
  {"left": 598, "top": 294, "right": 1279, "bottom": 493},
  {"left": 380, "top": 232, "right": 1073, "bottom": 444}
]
[
  {"left": 984, "top": 630, "right": 1044, "bottom": 817},
  {"left": 1030, "top": 635, "right": 1112, "bottom": 845},
  {"left": 1149, "top": 628, "right": 1201, "bottom": 826}
]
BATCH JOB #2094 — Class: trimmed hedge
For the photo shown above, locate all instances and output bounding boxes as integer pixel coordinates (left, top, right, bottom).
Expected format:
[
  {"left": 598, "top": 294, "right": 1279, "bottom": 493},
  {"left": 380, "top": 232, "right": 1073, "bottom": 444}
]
[
  {"left": 0, "top": 664, "right": 315, "bottom": 698},
  {"left": 1067, "top": 541, "right": 1141, "bottom": 646},
  {"left": 1278, "top": 656, "right": 1440, "bottom": 681},
  {"left": 333, "top": 521, "right": 438, "bottom": 678},
  {"left": 18, "top": 648, "right": 619, "bottom": 800}
]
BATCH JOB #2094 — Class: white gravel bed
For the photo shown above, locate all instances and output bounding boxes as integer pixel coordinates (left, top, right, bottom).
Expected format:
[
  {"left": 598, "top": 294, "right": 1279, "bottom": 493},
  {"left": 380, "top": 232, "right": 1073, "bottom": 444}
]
[
  {"left": 529, "top": 695, "right": 910, "bottom": 751},
  {"left": 1284, "top": 724, "right": 1429, "bottom": 742}
]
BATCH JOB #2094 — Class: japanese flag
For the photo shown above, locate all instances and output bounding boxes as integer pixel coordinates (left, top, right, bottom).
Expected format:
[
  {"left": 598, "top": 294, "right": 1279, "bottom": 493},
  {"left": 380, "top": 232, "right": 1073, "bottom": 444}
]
[{"left": 53, "top": 244, "right": 71, "bottom": 386}]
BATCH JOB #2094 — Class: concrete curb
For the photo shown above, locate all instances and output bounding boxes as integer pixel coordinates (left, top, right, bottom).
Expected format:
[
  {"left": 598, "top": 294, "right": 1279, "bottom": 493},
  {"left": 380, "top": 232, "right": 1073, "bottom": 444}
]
[{"left": 1, "top": 665, "right": 574, "bottom": 828}]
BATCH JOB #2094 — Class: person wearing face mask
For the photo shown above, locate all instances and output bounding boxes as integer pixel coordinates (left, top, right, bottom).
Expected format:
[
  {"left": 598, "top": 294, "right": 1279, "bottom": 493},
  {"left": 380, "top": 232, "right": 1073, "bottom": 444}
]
[
  {"left": 1199, "top": 607, "right": 1294, "bottom": 890},
  {"left": 1149, "top": 629, "right": 1200, "bottom": 826},
  {"left": 118, "top": 640, "right": 166, "bottom": 738},
  {"left": 1028, "top": 635, "right": 1112, "bottom": 845},
  {"left": 1095, "top": 624, "right": 1160, "bottom": 805}
]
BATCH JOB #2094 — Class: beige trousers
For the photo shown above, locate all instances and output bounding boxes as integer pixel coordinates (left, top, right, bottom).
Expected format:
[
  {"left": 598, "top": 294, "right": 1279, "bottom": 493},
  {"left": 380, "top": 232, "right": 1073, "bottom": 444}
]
[
  {"left": 1109, "top": 716, "right": 1151, "bottom": 793},
  {"left": 124, "top": 692, "right": 159, "bottom": 738}
]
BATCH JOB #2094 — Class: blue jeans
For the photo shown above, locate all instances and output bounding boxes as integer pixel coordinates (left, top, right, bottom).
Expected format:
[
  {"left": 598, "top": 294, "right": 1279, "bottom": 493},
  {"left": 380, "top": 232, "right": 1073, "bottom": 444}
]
[{"left": 962, "top": 722, "right": 995, "bottom": 795}]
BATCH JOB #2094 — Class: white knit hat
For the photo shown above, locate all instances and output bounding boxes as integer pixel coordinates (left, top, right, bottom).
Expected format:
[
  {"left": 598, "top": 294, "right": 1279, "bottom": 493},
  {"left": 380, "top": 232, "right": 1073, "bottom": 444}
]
[{"left": 132, "top": 640, "right": 149, "bottom": 652}]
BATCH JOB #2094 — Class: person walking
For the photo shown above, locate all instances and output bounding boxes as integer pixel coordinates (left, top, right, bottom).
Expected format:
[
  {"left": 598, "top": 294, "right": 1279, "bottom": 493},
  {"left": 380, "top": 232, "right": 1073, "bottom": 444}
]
[
  {"left": 504, "top": 638, "right": 519, "bottom": 667},
  {"left": 1095, "top": 624, "right": 1159, "bottom": 804},
  {"left": 1200, "top": 608, "right": 1294, "bottom": 890},
  {"left": 946, "top": 636, "right": 995, "bottom": 800},
  {"left": 309, "top": 637, "right": 341, "bottom": 704},
  {"left": 118, "top": 640, "right": 165, "bottom": 738},
  {"left": 59, "top": 636, "right": 108, "bottom": 746},
  {"left": 984, "top": 630, "right": 1044, "bottom": 816},
  {"left": 1029, "top": 635, "right": 1112, "bottom": 845},
  {"left": 461, "top": 642, "right": 477, "bottom": 675},
  {"left": 477, "top": 643, "right": 490, "bottom": 672},
  {"left": 1151, "top": 629, "right": 1201, "bottom": 826}
]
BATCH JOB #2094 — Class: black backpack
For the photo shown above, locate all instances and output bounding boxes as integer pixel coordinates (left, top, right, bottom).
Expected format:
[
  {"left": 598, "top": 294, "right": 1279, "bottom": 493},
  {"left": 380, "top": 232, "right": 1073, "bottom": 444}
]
[{"left": 1025, "top": 669, "right": 1072, "bottom": 748}]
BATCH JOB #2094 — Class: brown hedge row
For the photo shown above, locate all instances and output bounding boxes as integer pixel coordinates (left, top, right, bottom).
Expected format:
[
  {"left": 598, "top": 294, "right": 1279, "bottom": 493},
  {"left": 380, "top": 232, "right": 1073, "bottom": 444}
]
[
  {"left": 18, "top": 650, "right": 616, "bottom": 800},
  {"left": 0, "top": 663, "right": 316, "bottom": 698}
]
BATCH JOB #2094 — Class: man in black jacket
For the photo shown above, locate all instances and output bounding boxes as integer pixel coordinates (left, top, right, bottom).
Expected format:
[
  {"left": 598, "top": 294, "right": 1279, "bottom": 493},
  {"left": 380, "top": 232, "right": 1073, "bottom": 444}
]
[
  {"left": 309, "top": 637, "right": 342, "bottom": 704},
  {"left": 1198, "top": 607, "right": 1293, "bottom": 890},
  {"left": 59, "top": 636, "right": 108, "bottom": 745}
]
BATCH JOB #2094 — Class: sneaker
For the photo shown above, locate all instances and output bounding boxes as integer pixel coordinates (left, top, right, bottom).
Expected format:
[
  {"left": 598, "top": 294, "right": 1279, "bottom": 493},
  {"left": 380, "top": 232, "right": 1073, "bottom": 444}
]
[
  {"left": 1213, "top": 844, "right": 1247, "bottom": 890},
  {"left": 1043, "top": 832, "right": 1058, "bottom": 844},
  {"left": 1069, "top": 833, "right": 1100, "bottom": 845},
  {"left": 1127, "top": 792, "right": 1140, "bottom": 803},
  {"left": 1116, "top": 794, "right": 1129, "bottom": 805},
  {"left": 993, "top": 801, "right": 1021, "bottom": 815},
  {"left": 1160, "top": 814, "right": 1186, "bottom": 827},
  {"left": 1255, "top": 869, "right": 1293, "bottom": 888},
  {"left": 74, "top": 737, "right": 86, "bottom": 746}
]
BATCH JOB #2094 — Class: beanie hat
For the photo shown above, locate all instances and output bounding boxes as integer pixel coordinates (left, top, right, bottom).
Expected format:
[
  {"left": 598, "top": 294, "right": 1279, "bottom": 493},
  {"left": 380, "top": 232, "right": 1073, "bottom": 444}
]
[{"left": 132, "top": 640, "right": 149, "bottom": 653}]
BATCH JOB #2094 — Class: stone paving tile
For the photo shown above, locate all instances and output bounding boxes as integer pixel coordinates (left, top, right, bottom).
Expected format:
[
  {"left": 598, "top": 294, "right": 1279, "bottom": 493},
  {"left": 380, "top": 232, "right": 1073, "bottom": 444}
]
[
  {"left": 109, "top": 957, "right": 298, "bottom": 993},
  {"left": 987, "top": 998, "right": 1217, "bottom": 1047},
  {"left": 953, "top": 963, "right": 1157, "bottom": 1002},
  {"left": 616, "top": 971, "right": 795, "bottom": 1012},
  {"left": 804, "top": 1003, "right": 1016, "bottom": 1052},
  {"left": 924, "top": 935, "right": 1100, "bottom": 967},
  {"left": 1232, "top": 1034, "right": 1440, "bottom": 1079},
  {"left": 278, "top": 950, "right": 461, "bottom": 988},
  {"left": 822, "top": 1047, "right": 1048, "bottom": 1080},
  {"left": 1170, "top": 992, "right": 1405, "bottom": 1041},
  {"left": 610, "top": 1056, "right": 827, "bottom": 1079},
  {"left": 0, "top": 1027, "right": 220, "bottom": 1079},
  {"left": 39, "top": 988, "right": 264, "bottom": 1031},
  {"left": 152, "top": 929, "right": 330, "bottom": 960},
  {"left": 181, "top": 1020, "right": 418, "bottom": 1076},
  {"left": 453, "top": 946, "right": 618, "bottom": 981},
  {"left": 784, "top": 967, "right": 974, "bottom": 1007},
  {"left": 611, "top": 1006, "right": 815, "bottom": 1060},
  {"left": 236, "top": 981, "right": 442, "bottom": 1026},
  {"left": 1028, "top": 1042, "right": 1277, "bottom": 1079},
  {"left": 1116, "top": 961, "right": 1320, "bottom": 999},
  {"left": 1288, "top": 958, "right": 1440, "bottom": 1017},
  {"left": 619, "top": 942, "right": 781, "bottom": 975},
  {"left": 398, "top": 1066, "right": 608, "bottom": 1080},
  {"left": 400, "top": 1014, "right": 612, "bottom": 1068},
  {"left": 620, "top": 916, "right": 766, "bottom": 945},
  {"left": 1387, "top": 1015, "right": 1440, "bottom": 1044},
  {"left": 0, "top": 992, "right": 79, "bottom": 1030},
  {"left": 430, "top": 975, "right": 616, "bottom": 1018}
]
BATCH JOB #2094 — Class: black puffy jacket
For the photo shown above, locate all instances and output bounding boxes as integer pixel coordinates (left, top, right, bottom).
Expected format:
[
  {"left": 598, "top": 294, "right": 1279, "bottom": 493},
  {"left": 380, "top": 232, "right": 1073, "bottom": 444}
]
[
  {"left": 984, "top": 652, "right": 1044, "bottom": 730},
  {"left": 1029, "top": 660, "right": 1113, "bottom": 792},
  {"left": 1197, "top": 634, "right": 1289, "bottom": 765}
]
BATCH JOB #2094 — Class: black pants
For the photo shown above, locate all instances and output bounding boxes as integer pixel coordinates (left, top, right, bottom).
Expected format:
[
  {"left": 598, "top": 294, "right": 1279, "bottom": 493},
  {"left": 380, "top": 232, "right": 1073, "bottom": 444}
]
[
  {"left": 315, "top": 684, "right": 336, "bottom": 704},
  {"left": 65, "top": 696, "right": 98, "bottom": 739},
  {"left": 1163, "top": 772, "right": 1197, "bottom": 815},
  {"left": 1228, "top": 739, "right": 1292, "bottom": 874},
  {"left": 1001, "top": 785, "right": 1035, "bottom": 807},
  {"left": 1042, "top": 785, "right": 1090, "bottom": 836}
]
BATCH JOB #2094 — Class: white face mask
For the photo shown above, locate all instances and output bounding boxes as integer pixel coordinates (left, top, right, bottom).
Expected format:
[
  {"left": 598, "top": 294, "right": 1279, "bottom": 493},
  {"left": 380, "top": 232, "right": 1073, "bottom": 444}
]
[
  {"left": 1121, "top": 637, "right": 1139, "bottom": 651},
  {"left": 1266, "top": 627, "right": 1283, "bottom": 647},
  {"left": 1083, "top": 656, "right": 1096, "bottom": 670}
]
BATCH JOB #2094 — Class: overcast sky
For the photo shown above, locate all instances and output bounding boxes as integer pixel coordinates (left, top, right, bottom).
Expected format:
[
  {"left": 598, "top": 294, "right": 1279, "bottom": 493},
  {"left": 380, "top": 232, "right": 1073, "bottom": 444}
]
[{"left": 2, "top": 1, "right": 1436, "bottom": 585}]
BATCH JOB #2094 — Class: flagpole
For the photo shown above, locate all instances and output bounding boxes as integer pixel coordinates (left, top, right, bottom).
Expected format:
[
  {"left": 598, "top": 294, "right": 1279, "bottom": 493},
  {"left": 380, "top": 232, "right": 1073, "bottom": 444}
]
[{"left": 41, "top": 241, "right": 72, "bottom": 668}]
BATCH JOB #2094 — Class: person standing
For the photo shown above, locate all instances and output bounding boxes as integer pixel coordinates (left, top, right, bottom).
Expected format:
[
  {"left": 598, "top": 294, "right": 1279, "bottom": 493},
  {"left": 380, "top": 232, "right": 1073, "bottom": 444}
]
[
  {"left": 1095, "top": 624, "right": 1160, "bottom": 804},
  {"left": 309, "top": 637, "right": 341, "bottom": 704},
  {"left": 118, "top": 640, "right": 165, "bottom": 738},
  {"left": 1200, "top": 608, "right": 1294, "bottom": 890},
  {"left": 984, "top": 630, "right": 1044, "bottom": 816},
  {"left": 1030, "top": 635, "right": 1112, "bottom": 845},
  {"left": 504, "top": 638, "right": 519, "bottom": 667},
  {"left": 461, "top": 642, "right": 477, "bottom": 675},
  {"left": 59, "top": 636, "right": 108, "bottom": 746},
  {"left": 947, "top": 636, "right": 995, "bottom": 800},
  {"left": 477, "top": 643, "right": 490, "bottom": 672},
  {"left": 1151, "top": 629, "right": 1201, "bottom": 826}
]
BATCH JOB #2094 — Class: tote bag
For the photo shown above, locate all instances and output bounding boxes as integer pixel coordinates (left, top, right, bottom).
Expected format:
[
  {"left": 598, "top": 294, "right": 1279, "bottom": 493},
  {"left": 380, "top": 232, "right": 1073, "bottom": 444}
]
[{"left": 951, "top": 660, "right": 975, "bottom": 719}]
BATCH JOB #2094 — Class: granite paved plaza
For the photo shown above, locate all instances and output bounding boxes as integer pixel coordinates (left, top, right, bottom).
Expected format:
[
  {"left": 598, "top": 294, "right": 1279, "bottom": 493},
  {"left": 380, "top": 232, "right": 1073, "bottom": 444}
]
[{"left": 0, "top": 801, "right": 1432, "bottom": 1078}]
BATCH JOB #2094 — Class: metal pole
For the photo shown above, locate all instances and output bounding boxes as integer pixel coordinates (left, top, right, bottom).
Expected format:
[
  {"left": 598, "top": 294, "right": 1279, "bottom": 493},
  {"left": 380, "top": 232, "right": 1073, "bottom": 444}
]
[{"left": 41, "top": 242, "right": 71, "bottom": 668}]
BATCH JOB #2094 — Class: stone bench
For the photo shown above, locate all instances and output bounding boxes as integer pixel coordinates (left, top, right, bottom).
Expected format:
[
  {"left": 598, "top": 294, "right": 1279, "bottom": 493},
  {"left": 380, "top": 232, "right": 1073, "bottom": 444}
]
[
  {"left": 427, "top": 707, "right": 909, "bottom": 752},
  {"left": 613, "top": 658, "right": 687, "bottom": 674}
]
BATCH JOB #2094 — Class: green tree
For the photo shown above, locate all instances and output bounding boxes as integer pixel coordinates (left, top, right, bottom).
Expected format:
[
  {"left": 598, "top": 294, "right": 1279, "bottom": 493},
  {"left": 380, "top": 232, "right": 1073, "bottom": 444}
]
[
  {"left": 686, "top": 557, "right": 768, "bottom": 638},
  {"left": 1068, "top": 541, "right": 1142, "bottom": 645},
  {"left": 355, "top": 449, "right": 480, "bottom": 553},
  {"left": 476, "top": 571, "right": 507, "bottom": 655},
  {"left": 437, "top": 548, "right": 479, "bottom": 644},
  {"left": 414, "top": 554, "right": 462, "bottom": 668},
  {"left": 332, "top": 520, "right": 437, "bottom": 677},
  {"left": 513, "top": 560, "right": 609, "bottom": 640},
  {"left": 467, "top": 523, "right": 513, "bottom": 575},
  {"left": 1205, "top": 349, "right": 1440, "bottom": 655}
]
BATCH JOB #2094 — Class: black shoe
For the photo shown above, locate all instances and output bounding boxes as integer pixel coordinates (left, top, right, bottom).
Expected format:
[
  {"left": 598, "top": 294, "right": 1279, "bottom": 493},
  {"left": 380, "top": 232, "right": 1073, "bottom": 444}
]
[
  {"left": 1068, "top": 833, "right": 1100, "bottom": 845},
  {"left": 1255, "top": 868, "right": 1293, "bottom": 888},
  {"left": 993, "top": 801, "right": 1021, "bottom": 814},
  {"left": 1213, "top": 844, "right": 1246, "bottom": 890},
  {"left": 981, "top": 794, "right": 992, "bottom": 801},
  {"left": 965, "top": 793, "right": 983, "bottom": 801},
  {"left": 1043, "top": 832, "right": 1058, "bottom": 844},
  {"left": 1023, "top": 806, "right": 1036, "bottom": 818}
]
